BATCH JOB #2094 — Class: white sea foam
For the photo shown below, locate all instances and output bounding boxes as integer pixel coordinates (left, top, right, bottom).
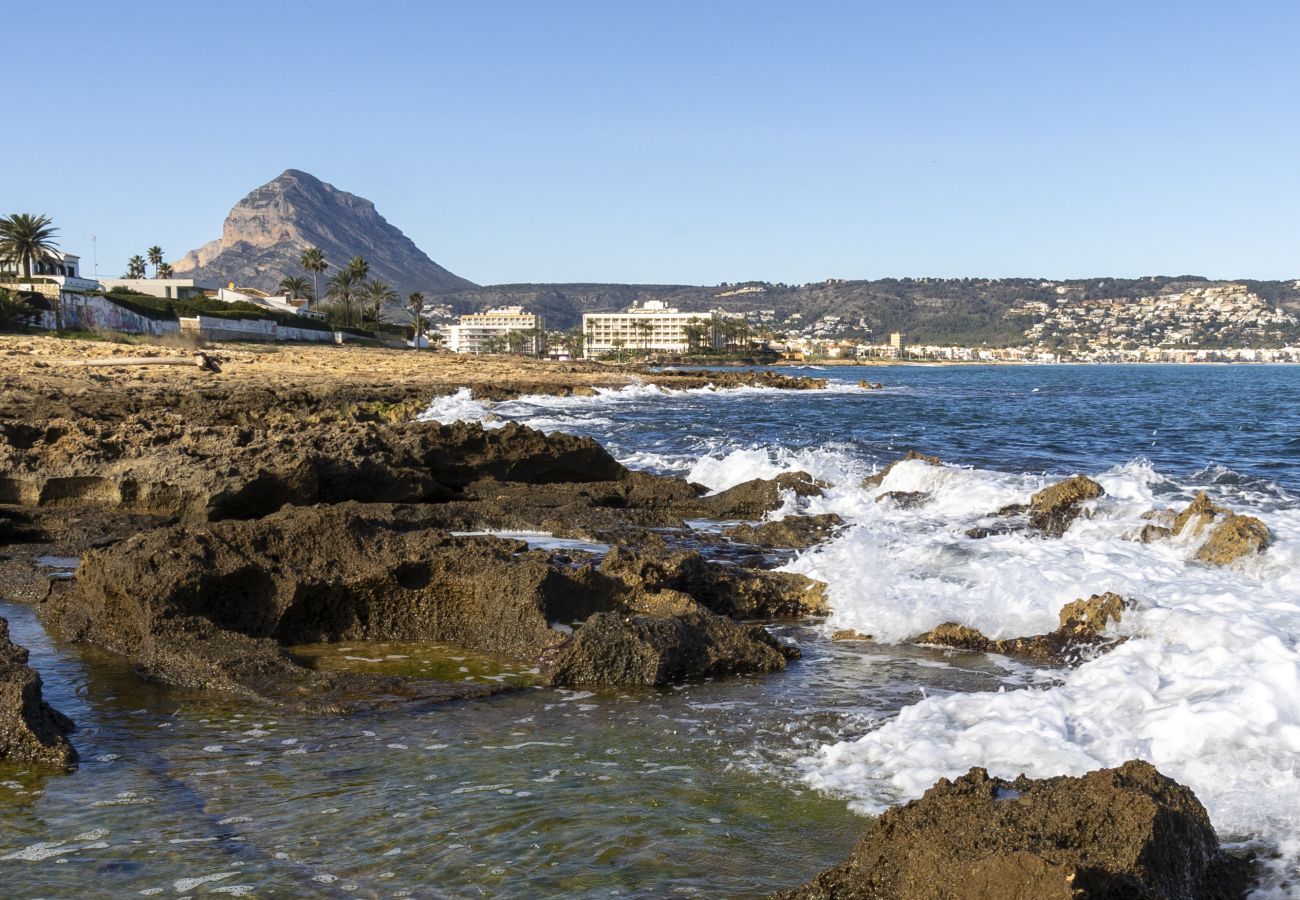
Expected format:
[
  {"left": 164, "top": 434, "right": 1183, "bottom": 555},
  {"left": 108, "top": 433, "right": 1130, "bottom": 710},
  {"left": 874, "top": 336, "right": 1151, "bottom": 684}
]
[
  {"left": 787, "top": 456, "right": 1300, "bottom": 884},
  {"left": 417, "top": 382, "right": 859, "bottom": 437}
]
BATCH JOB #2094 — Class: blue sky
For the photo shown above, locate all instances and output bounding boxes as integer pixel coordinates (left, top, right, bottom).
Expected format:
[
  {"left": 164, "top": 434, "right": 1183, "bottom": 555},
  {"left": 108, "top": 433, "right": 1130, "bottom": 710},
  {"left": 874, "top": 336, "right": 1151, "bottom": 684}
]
[{"left": 5, "top": 1, "right": 1297, "bottom": 285}]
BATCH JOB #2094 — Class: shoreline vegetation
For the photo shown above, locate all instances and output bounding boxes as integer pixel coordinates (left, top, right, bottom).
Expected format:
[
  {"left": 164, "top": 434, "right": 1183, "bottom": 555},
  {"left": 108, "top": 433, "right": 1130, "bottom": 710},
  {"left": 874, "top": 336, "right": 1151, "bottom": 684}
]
[{"left": 0, "top": 335, "right": 1267, "bottom": 896}]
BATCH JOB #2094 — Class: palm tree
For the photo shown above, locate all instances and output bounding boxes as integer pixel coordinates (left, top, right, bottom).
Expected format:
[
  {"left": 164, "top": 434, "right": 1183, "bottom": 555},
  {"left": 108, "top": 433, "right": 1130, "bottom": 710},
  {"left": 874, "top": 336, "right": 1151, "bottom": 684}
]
[
  {"left": 347, "top": 256, "right": 369, "bottom": 281},
  {"left": 408, "top": 291, "right": 425, "bottom": 350},
  {"left": 300, "top": 247, "right": 328, "bottom": 309},
  {"left": 124, "top": 255, "right": 147, "bottom": 279},
  {"left": 157, "top": 262, "right": 175, "bottom": 279},
  {"left": 326, "top": 269, "right": 359, "bottom": 326},
  {"left": 563, "top": 328, "right": 586, "bottom": 359},
  {"left": 147, "top": 246, "right": 164, "bottom": 277},
  {"left": 362, "top": 278, "right": 396, "bottom": 330},
  {"left": 634, "top": 319, "right": 653, "bottom": 354},
  {"left": 279, "top": 275, "right": 311, "bottom": 301},
  {"left": 0, "top": 213, "right": 59, "bottom": 279}
]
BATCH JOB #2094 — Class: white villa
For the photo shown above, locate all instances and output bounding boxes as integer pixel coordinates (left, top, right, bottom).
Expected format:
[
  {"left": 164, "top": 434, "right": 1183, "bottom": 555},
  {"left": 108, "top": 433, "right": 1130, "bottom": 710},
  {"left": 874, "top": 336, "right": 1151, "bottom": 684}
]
[
  {"left": 2, "top": 250, "right": 101, "bottom": 295},
  {"left": 582, "top": 300, "right": 710, "bottom": 357}
]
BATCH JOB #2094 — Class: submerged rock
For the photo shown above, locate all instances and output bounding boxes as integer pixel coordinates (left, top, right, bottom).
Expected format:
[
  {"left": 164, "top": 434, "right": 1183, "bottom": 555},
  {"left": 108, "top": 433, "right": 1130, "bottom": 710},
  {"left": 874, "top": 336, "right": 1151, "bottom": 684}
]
[
  {"left": 1027, "top": 475, "right": 1103, "bottom": 537},
  {"left": 862, "top": 451, "right": 942, "bottom": 488},
  {"left": 544, "top": 611, "right": 796, "bottom": 686},
  {"left": 0, "top": 618, "right": 76, "bottom": 771},
  {"left": 915, "top": 593, "right": 1131, "bottom": 664},
  {"left": 776, "top": 760, "right": 1254, "bottom": 900},
  {"left": 1165, "top": 492, "right": 1272, "bottom": 566},
  {"left": 723, "top": 513, "right": 845, "bottom": 548},
  {"left": 875, "top": 490, "right": 930, "bottom": 509}
]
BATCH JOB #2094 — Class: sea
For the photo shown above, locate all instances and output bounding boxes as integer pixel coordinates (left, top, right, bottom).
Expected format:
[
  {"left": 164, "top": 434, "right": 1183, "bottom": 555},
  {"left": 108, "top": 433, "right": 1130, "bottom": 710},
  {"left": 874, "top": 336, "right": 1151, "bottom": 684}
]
[{"left": 2, "top": 363, "right": 1298, "bottom": 897}]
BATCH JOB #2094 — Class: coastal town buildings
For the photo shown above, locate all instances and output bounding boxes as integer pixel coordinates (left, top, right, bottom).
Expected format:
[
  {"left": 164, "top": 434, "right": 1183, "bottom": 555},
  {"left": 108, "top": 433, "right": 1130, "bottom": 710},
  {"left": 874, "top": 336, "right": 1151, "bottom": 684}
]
[
  {"left": 442, "top": 306, "right": 544, "bottom": 354},
  {"left": 582, "top": 300, "right": 711, "bottom": 357}
]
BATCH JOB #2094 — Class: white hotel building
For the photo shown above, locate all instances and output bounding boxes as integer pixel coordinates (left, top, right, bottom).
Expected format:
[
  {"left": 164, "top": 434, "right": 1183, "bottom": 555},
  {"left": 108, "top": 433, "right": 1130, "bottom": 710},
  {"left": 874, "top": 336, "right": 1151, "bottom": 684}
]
[
  {"left": 442, "top": 306, "right": 544, "bottom": 354},
  {"left": 582, "top": 300, "right": 711, "bottom": 357}
]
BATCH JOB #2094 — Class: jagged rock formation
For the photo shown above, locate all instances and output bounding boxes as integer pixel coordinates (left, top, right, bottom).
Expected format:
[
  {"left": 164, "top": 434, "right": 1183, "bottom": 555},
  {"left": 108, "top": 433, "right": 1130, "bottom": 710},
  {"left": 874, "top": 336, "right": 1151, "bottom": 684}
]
[
  {"left": 1142, "top": 492, "right": 1272, "bottom": 565},
  {"left": 172, "top": 169, "right": 475, "bottom": 299},
  {"left": 776, "top": 760, "right": 1254, "bottom": 899},
  {"left": 915, "top": 593, "right": 1133, "bottom": 664}
]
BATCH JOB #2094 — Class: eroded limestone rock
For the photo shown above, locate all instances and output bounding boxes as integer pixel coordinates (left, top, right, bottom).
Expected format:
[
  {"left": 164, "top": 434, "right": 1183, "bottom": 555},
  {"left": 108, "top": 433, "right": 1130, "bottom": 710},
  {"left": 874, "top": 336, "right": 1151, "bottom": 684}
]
[
  {"left": 915, "top": 593, "right": 1132, "bottom": 664},
  {"left": 776, "top": 760, "right": 1254, "bottom": 900}
]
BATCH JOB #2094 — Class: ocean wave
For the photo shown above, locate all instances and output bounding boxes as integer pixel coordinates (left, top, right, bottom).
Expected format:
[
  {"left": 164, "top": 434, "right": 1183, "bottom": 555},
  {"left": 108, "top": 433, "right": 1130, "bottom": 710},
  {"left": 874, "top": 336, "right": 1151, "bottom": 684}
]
[{"left": 787, "top": 455, "right": 1300, "bottom": 881}]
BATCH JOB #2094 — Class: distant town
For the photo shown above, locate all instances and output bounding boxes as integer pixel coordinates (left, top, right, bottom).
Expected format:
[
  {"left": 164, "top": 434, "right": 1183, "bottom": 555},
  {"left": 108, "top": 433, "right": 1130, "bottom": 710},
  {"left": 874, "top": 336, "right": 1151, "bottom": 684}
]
[{"left": 3, "top": 212, "right": 1298, "bottom": 364}]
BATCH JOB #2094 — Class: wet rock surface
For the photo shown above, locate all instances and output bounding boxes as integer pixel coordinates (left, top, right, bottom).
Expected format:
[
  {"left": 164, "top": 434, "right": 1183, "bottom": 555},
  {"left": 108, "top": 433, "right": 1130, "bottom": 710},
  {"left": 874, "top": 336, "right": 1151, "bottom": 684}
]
[
  {"left": 1160, "top": 492, "right": 1273, "bottom": 565},
  {"left": 698, "top": 471, "right": 827, "bottom": 519},
  {"left": 723, "top": 513, "right": 845, "bottom": 548},
  {"left": 0, "top": 617, "right": 77, "bottom": 771},
  {"left": 43, "top": 502, "right": 807, "bottom": 704},
  {"left": 1027, "top": 474, "right": 1104, "bottom": 537},
  {"left": 914, "top": 593, "right": 1132, "bottom": 664},
  {"left": 544, "top": 611, "right": 796, "bottom": 686},
  {"left": 600, "top": 547, "right": 829, "bottom": 619},
  {"left": 776, "top": 760, "right": 1255, "bottom": 900}
]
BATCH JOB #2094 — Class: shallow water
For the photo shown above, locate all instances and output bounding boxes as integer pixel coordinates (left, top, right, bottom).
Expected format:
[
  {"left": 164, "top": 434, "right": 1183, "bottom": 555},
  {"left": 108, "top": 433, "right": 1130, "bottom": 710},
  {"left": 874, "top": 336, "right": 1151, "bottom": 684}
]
[
  {"left": 5, "top": 364, "right": 1300, "bottom": 896},
  {"left": 0, "top": 602, "right": 1020, "bottom": 897}
]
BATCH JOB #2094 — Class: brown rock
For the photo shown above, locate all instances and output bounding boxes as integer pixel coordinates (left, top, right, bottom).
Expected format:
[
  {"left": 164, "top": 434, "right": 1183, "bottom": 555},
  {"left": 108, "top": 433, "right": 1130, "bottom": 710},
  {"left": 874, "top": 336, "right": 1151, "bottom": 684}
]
[
  {"left": 1163, "top": 492, "right": 1273, "bottom": 566},
  {"left": 544, "top": 611, "right": 795, "bottom": 686},
  {"left": 600, "top": 547, "right": 829, "bottom": 619},
  {"left": 915, "top": 593, "right": 1132, "bottom": 664},
  {"left": 0, "top": 618, "right": 77, "bottom": 771},
  {"left": 777, "top": 760, "right": 1254, "bottom": 900},
  {"left": 1028, "top": 475, "right": 1103, "bottom": 537},
  {"left": 723, "top": 513, "right": 845, "bottom": 548},
  {"left": 700, "top": 472, "right": 826, "bottom": 519},
  {"left": 0, "top": 417, "right": 626, "bottom": 521},
  {"left": 831, "top": 629, "right": 873, "bottom": 642}
]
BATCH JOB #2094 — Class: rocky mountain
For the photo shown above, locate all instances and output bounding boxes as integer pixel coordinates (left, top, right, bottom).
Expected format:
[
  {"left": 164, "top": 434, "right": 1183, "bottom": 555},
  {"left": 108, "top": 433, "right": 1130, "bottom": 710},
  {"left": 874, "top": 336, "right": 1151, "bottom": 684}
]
[{"left": 172, "top": 169, "right": 475, "bottom": 298}]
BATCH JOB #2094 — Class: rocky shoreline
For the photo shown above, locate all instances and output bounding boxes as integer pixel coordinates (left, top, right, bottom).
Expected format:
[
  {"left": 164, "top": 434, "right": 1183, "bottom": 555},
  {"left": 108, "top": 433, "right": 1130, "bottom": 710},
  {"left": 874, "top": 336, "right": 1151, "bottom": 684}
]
[{"left": 0, "top": 337, "right": 1265, "bottom": 896}]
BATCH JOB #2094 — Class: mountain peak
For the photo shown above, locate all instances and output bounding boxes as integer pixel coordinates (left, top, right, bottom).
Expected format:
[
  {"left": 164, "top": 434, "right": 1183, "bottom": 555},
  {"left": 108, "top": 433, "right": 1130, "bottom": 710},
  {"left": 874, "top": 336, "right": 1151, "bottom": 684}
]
[{"left": 172, "top": 170, "right": 474, "bottom": 295}]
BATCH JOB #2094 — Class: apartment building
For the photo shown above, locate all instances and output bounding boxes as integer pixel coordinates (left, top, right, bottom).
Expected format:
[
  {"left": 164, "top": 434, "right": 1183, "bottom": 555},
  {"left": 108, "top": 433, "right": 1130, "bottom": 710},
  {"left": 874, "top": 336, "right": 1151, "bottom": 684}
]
[
  {"left": 582, "top": 300, "right": 710, "bottom": 357},
  {"left": 442, "top": 306, "right": 543, "bottom": 354}
]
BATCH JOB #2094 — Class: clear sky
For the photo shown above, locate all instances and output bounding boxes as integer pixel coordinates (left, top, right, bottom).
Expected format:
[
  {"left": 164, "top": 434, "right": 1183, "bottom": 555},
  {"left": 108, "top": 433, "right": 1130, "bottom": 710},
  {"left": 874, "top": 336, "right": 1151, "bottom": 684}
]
[{"left": 5, "top": 1, "right": 1297, "bottom": 286}]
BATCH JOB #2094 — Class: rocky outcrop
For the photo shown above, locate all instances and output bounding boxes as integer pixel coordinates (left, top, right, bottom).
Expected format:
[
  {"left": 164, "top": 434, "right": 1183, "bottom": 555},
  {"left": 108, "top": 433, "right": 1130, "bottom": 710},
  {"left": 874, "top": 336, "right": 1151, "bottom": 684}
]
[
  {"left": 1163, "top": 492, "right": 1272, "bottom": 565},
  {"left": 0, "top": 417, "right": 625, "bottom": 521},
  {"left": 723, "top": 513, "right": 844, "bottom": 548},
  {"left": 641, "top": 369, "right": 828, "bottom": 391},
  {"left": 700, "top": 472, "right": 826, "bottom": 519},
  {"left": 777, "top": 760, "right": 1253, "bottom": 900},
  {"left": 1027, "top": 475, "right": 1103, "bottom": 537},
  {"left": 862, "top": 451, "right": 942, "bottom": 488},
  {"left": 915, "top": 593, "right": 1131, "bottom": 664},
  {"left": 600, "top": 547, "right": 829, "bottom": 619},
  {"left": 172, "top": 169, "right": 475, "bottom": 300},
  {"left": 45, "top": 503, "right": 798, "bottom": 704},
  {"left": 0, "top": 618, "right": 76, "bottom": 771},
  {"left": 544, "top": 611, "right": 796, "bottom": 686}
]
